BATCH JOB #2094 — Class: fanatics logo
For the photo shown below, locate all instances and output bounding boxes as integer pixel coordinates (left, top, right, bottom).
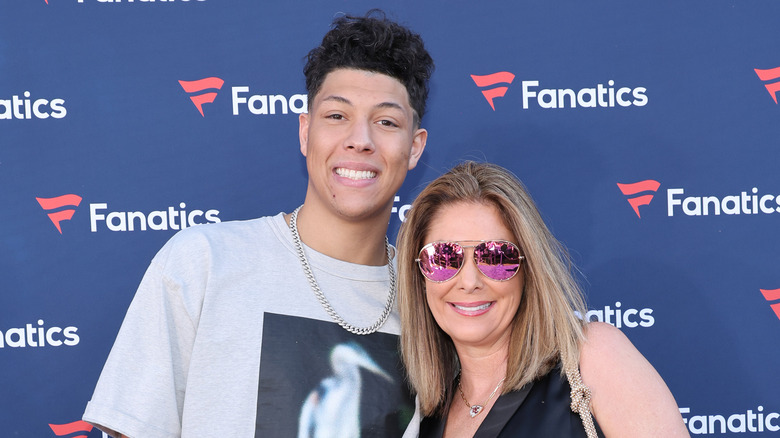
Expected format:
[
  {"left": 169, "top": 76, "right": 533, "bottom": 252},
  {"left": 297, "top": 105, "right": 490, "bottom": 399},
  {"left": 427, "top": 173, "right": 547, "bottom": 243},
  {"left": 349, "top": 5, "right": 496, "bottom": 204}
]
[
  {"left": 617, "top": 180, "right": 660, "bottom": 218},
  {"left": 760, "top": 288, "right": 780, "bottom": 321},
  {"left": 470, "top": 71, "right": 647, "bottom": 111},
  {"left": 36, "top": 194, "right": 82, "bottom": 234},
  {"left": 48, "top": 420, "right": 93, "bottom": 438},
  {"left": 754, "top": 66, "right": 780, "bottom": 104},
  {"left": 179, "top": 77, "right": 224, "bottom": 116},
  {"left": 179, "top": 76, "right": 306, "bottom": 117},
  {"left": 471, "top": 72, "right": 515, "bottom": 111}
]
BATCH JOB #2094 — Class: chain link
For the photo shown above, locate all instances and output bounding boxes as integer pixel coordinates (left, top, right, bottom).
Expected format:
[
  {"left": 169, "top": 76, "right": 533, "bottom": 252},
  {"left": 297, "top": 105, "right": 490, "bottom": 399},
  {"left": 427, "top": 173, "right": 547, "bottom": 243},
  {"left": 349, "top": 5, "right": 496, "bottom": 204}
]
[
  {"left": 566, "top": 363, "right": 598, "bottom": 438},
  {"left": 289, "top": 206, "right": 396, "bottom": 335}
]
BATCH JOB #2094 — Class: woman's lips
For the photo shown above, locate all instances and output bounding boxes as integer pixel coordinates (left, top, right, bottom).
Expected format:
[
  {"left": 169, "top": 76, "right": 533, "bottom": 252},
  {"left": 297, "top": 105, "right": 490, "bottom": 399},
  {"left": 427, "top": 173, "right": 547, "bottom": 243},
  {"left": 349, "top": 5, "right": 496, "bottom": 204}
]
[{"left": 449, "top": 301, "right": 494, "bottom": 316}]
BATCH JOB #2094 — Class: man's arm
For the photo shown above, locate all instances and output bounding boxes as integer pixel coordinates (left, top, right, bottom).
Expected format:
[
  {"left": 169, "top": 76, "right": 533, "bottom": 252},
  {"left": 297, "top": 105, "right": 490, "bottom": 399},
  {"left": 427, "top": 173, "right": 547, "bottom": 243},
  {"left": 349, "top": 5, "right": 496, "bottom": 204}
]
[{"left": 84, "top": 235, "right": 198, "bottom": 438}]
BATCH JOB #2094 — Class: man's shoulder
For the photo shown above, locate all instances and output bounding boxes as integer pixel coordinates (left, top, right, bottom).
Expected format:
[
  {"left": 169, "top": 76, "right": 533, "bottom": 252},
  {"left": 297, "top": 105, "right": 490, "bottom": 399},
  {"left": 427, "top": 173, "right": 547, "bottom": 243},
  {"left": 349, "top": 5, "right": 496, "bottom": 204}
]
[
  {"left": 154, "top": 213, "right": 288, "bottom": 263},
  {"left": 172, "top": 213, "right": 282, "bottom": 244}
]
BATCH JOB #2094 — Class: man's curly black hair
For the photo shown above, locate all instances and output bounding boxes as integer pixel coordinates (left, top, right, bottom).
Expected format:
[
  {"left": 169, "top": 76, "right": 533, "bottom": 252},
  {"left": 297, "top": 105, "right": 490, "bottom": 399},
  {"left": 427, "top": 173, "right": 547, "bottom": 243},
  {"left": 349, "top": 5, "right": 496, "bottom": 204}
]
[{"left": 303, "top": 10, "right": 434, "bottom": 128}]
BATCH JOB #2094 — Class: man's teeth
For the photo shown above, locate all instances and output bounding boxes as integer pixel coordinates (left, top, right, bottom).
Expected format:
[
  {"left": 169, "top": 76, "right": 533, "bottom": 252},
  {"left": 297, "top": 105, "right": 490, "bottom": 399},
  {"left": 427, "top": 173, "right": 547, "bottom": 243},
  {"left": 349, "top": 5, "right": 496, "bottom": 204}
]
[
  {"left": 453, "top": 303, "right": 492, "bottom": 312},
  {"left": 336, "top": 168, "right": 376, "bottom": 180}
]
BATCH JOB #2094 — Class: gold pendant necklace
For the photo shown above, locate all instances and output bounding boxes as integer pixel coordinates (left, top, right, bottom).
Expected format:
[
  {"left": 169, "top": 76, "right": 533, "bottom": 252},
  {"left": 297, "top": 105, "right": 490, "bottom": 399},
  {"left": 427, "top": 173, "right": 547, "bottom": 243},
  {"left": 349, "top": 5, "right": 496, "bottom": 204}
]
[{"left": 457, "top": 374, "right": 506, "bottom": 418}]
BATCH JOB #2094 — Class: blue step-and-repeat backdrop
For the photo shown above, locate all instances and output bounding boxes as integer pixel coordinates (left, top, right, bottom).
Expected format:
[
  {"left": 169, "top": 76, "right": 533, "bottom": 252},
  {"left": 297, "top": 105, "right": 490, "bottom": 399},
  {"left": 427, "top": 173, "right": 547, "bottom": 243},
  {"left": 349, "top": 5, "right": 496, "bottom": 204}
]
[{"left": 2, "top": 1, "right": 780, "bottom": 436}]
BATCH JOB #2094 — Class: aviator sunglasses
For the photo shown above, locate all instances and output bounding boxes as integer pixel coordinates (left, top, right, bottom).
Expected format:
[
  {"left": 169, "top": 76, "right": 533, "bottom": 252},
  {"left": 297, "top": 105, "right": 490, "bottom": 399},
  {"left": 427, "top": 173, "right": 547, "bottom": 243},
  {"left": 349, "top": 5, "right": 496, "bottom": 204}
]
[{"left": 416, "top": 240, "right": 524, "bottom": 283}]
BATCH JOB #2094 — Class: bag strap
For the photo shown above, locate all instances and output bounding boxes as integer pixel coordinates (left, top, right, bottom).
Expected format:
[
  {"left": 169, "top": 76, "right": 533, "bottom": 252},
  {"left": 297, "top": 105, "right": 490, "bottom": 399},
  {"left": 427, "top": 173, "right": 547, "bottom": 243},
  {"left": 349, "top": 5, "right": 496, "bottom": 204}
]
[{"left": 565, "top": 363, "right": 598, "bottom": 438}]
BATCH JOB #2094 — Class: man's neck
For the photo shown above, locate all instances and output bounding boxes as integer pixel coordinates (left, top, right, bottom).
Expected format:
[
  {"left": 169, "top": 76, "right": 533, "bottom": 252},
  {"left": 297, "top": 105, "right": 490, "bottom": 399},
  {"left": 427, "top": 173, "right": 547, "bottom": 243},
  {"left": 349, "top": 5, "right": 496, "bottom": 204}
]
[{"left": 286, "top": 204, "right": 391, "bottom": 266}]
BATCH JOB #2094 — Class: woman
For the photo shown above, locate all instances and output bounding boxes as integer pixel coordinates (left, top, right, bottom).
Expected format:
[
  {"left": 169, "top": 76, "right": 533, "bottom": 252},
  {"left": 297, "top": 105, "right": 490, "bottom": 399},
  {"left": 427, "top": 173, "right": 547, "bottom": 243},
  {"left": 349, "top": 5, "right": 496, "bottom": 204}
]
[{"left": 397, "top": 162, "right": 689, "bottom": 437}]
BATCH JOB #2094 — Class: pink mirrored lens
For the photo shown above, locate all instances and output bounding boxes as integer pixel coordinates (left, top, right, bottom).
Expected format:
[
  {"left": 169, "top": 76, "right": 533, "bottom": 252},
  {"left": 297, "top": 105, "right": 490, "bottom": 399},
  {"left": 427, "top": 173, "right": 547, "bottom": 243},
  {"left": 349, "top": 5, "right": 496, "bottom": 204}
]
[
  {"left": 418, "top": 242, "right": 464, "bottom": 282},
  {"left": 474, "top": 241, "right": 520, "bottom": 281}
]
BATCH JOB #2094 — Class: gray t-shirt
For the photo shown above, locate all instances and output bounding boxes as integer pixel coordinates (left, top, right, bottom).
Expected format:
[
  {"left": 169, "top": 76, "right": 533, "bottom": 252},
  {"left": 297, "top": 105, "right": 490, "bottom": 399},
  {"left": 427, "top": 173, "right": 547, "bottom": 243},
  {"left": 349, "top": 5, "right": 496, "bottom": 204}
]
[{"left": 83, "top": 213, "right": 413, "bottom": 437}]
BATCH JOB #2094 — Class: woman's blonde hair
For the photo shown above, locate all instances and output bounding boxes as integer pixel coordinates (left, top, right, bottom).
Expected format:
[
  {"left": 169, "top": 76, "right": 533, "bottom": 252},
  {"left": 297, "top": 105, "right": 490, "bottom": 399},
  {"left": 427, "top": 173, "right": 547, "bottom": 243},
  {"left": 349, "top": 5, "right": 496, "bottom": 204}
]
[{"left": 397, "top": 161, "right": 588, "bottom": 417}]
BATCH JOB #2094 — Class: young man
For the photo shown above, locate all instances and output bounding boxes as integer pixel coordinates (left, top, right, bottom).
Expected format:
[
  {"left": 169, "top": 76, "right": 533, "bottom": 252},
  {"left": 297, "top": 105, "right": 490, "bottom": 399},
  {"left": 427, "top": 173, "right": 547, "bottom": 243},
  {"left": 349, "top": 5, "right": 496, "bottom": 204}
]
[{"left": 83, "top": 11, "right": 433, "bottom": 437}]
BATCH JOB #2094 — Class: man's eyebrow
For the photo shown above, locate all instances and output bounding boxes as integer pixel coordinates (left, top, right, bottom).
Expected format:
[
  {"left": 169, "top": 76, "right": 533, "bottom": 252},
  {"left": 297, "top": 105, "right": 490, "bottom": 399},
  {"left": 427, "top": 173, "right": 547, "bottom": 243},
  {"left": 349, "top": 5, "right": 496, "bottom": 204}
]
[
  {"left": 321, "top": 95, "right": 352, "bottom": 105},
  {"left": 376, "top": 101, "right": 405, "bottom": 112},
  {"left": 320, "top": 95, "right": 406, "bottom": 112}
]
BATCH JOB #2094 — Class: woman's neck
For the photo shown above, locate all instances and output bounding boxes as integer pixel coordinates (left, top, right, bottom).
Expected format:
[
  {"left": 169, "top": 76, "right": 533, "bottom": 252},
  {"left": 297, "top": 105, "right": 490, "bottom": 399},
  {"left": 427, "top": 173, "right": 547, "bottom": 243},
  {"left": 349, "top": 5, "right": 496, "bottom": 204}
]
[{"left": 456, "top": 343, "right": 510, "bottom": 396}]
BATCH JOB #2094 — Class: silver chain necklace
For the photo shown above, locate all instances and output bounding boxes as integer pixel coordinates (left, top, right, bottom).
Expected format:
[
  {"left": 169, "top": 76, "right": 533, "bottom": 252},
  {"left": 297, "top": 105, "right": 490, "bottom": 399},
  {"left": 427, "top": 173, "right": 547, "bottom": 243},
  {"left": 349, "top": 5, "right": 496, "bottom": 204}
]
[{"left": 288, "top": 206, "right": 396, "bottom": 335}]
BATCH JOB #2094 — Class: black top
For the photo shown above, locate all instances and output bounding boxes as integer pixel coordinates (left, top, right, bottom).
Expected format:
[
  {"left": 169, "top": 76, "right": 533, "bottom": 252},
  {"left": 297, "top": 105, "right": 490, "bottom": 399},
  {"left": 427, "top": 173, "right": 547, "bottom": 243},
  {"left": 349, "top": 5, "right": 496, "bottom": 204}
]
[{"left": 420, "top": 365, "right": 605, "bottom": 438}]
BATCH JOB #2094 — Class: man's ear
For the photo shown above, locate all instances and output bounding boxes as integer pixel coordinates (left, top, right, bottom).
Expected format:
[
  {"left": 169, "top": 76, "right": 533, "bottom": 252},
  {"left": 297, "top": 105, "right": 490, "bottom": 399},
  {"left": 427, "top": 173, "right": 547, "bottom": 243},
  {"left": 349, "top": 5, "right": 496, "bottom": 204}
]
[
  {"left": 299, "top": 112, "right": 310, "bottom": 157},
  {"left": 407, "top": 128, "right": 427, "bottom": 170}
]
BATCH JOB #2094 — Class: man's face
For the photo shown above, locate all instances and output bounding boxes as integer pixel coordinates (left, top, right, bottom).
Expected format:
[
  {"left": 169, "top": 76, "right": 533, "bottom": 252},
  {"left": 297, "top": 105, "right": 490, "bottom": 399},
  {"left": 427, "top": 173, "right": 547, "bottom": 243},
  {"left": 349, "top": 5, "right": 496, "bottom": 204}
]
[{"left": 299, "top": 68, "right": 427, "bottom": 223}]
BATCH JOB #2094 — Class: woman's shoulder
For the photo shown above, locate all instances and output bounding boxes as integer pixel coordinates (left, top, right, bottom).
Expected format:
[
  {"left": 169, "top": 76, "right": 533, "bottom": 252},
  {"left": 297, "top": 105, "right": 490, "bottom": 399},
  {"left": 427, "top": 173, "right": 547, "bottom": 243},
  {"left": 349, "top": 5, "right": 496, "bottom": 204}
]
[
  {"left": 578, "top": 322, "right": 690, "bottom": 437},
  {"left": 580, "top": 321, "right": 633, "bottom": 358},
  {"left": 578, "top": 320, "right": 663, "bottom": 396}
]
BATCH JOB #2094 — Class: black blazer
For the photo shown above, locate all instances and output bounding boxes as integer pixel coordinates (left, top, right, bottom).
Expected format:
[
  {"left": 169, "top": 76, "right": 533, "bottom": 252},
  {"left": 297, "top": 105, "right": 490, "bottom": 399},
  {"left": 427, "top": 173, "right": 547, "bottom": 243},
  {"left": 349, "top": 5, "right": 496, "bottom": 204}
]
[{"left": 420, "top": 364, "right": 605, "bottom": 438}]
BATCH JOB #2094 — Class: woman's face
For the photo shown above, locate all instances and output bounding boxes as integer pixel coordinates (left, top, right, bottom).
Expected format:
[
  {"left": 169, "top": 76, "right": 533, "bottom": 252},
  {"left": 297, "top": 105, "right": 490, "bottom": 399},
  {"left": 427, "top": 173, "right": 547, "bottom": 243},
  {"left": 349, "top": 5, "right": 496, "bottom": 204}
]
[{"left": 422, "top": 201, "right": 524, "bottom": 353}]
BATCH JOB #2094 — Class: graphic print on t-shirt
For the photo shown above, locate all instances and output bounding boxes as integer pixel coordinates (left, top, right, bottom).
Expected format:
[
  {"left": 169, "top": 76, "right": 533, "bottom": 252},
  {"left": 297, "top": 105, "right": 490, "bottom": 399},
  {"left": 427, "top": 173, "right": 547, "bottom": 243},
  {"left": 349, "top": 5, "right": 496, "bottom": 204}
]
[{"left": 255, "top": 313, "right": 414, "bottom": 437}]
